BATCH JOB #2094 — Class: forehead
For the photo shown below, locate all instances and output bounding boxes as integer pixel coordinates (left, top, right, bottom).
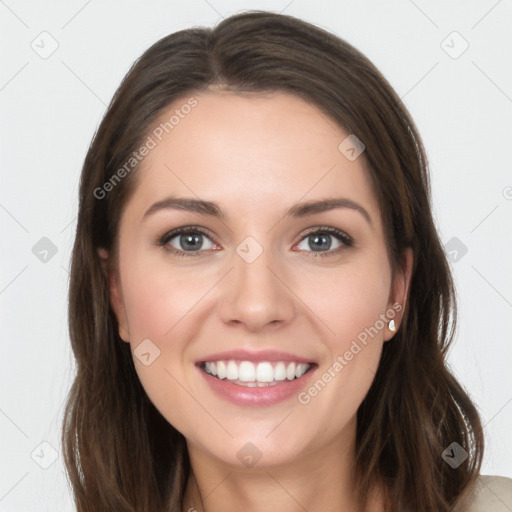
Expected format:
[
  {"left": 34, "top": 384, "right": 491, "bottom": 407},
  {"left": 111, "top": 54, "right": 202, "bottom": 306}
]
[{"left": 122, "top": 91, "right": 380, "bottom": 224}]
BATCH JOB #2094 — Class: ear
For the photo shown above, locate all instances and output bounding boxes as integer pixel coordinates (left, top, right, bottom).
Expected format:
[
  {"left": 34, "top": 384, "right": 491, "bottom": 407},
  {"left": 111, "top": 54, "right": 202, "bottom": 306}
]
[
  {"left": 98, "top": 248, "right": 130, "bottom": 343},
  {"left": 384, "top": 247, "right": 413, "bottom": 341}
]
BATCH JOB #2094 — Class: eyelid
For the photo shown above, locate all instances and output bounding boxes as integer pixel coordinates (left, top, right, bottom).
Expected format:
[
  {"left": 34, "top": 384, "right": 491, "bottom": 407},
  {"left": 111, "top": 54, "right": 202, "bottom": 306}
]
[
  {"left": 157, "top": 225, "right": 354, "bottom": 257},
  {"left": 299, "top": 225, "right": 353, "bottom": 245},
  {"left": 157, "top": 225, "right": 219, "bottom": 252}
]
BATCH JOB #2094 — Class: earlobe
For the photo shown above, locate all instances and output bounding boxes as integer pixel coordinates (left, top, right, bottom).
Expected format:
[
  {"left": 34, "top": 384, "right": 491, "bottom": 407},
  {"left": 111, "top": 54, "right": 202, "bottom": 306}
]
[
  {"left": 109, "top": 272, "right": 131, "bottom": 343},
  {"left": 97, "top": 248, "right": 130, "bottom": 343},
  {"left": 385, "top": 247, "right": 414, "bottom": 341}
]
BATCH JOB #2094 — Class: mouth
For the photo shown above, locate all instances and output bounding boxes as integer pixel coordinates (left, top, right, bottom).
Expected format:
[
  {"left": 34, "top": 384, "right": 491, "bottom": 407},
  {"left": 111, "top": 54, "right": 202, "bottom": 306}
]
[{"left": 197, "top": 360, "right": 317, "bottom": 387}]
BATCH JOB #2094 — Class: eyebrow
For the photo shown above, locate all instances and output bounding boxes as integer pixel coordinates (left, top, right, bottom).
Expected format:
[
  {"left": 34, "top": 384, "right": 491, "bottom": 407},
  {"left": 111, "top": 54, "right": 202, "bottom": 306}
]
[{"left": 142, "top": 196, "right": 372, "bottom": 226}]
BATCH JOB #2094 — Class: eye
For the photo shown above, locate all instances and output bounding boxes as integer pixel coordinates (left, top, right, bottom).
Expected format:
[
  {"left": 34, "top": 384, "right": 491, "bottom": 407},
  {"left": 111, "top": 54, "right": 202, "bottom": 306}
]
[
  {"left": 157, "top": 225, "right": 354, "bottom": 258},
  {"left": 157, "top": 226, "right": 218, "bottom": 257},
  {"left": 294, "top": 227, "right": 353, "bottom": 257}
]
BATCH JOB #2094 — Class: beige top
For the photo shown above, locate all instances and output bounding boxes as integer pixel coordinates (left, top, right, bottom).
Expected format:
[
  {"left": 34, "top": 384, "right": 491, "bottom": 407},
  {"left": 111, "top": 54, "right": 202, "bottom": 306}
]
[{"left": 456, "top": 475, "right": 512, "bottom": 511}]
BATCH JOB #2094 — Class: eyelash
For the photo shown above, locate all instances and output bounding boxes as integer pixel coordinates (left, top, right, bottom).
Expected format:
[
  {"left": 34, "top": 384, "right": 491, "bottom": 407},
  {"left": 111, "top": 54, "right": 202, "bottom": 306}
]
[{"left": 157, "top": 225, "right": 354, "bottom": 259}]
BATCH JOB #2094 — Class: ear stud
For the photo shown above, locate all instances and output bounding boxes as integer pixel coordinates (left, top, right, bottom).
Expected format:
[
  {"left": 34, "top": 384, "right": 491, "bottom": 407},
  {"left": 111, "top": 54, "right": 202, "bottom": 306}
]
[{"left": 388, "top": 319, "right": 396, "bottom": 332}]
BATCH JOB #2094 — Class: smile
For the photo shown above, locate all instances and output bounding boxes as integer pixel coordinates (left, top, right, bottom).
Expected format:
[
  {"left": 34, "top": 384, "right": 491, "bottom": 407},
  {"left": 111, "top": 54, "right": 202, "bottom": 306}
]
[{"left": 199, "top": 360, "right": 313, "bottom": 387}]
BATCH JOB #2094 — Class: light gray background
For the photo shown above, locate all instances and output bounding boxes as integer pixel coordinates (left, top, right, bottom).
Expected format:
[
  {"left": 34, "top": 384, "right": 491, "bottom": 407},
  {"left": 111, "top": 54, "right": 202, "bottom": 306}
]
[{"left": 1, "top": 1, "right": 511, "bottom": 510}]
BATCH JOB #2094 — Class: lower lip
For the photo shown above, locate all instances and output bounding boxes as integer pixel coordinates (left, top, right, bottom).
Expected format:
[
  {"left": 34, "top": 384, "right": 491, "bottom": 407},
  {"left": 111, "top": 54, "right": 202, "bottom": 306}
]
[{"left": 197, "top": 364, "right": 317, "bottom": 407}]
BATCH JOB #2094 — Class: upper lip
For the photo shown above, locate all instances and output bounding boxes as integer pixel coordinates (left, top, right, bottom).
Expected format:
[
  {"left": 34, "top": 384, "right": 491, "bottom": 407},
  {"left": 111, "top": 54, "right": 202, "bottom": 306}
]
[{"left": 195, "top": 349, "right": 315, "bottom": 364}]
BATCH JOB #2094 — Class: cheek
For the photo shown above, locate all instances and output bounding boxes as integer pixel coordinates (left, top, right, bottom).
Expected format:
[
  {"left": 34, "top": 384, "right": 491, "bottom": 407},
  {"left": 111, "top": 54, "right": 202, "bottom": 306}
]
[
  {"left": 120, "top": 258, "right": 208, "bottom": 343},
  {"left": 294, "top": 258, "right": 389, "bottom": 422},
  {"left": 118, "top": 262, "right": 208, "bottom": 434},
  {"left": 304, "top": 254, "right": 391, "bottom": 345}
]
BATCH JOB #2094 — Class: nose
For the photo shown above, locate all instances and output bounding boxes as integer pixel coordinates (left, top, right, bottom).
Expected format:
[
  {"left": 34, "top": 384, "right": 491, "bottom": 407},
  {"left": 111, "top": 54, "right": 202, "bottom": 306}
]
[{"left": 218, "top": 243, "right": 297, "bottom": 332}]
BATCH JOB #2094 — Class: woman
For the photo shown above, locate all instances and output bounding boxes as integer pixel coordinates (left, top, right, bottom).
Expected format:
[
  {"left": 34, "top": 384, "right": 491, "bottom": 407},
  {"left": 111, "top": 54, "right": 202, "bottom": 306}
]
[{"left": 62, "top": 10, "right": 512, "bottom": 512}]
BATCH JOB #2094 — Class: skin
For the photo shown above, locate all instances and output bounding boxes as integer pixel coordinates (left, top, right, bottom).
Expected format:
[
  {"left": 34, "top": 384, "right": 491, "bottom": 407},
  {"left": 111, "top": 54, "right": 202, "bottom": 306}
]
[{"left": 100, "top": 90, "right": 413, "bottom": 512}]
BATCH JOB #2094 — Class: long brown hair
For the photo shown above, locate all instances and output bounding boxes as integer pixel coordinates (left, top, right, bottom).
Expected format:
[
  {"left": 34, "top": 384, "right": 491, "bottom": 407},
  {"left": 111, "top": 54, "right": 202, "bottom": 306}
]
[{"left": 62, "top": 10, "right": 484, "bottom": 511}]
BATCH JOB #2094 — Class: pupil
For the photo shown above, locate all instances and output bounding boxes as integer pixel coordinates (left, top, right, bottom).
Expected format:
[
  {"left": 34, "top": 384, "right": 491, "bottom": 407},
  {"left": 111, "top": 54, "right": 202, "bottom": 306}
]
[{"left": 310, "top": 234, "right": 330, "bottom": 251}]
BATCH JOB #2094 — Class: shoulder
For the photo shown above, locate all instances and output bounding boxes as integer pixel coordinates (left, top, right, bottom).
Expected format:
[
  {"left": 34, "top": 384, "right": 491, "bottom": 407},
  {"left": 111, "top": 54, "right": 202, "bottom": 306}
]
[{"left": 455, "top": 475, "right": 512, "bottom": 512}]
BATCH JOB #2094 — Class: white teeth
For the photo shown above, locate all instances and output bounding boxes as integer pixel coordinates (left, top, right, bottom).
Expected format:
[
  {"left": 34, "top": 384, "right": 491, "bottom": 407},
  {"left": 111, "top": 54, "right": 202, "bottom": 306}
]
[
  {"left": 202, "top": 359, "right": 312, "bottom": 383},
  {"left": 274, "top": 362, "right": 287, "bottom": 381},
  {"left": 238, "top": 361, "right": 256, "bottom": 382},
  {"left": 286, "top": 362, "right": 296, "bottom": 380},
  {"left": 296, "top": 363, "right": 309, "bottom": 378},
  {"left": 256, "top": 362, "right": 274, "bottom": 382},
  {"left": 226, "top": 360, "right": 238, "bottom": 380},
  {"left": 216, "top": 361, "right": 226, "bottom": 379}
]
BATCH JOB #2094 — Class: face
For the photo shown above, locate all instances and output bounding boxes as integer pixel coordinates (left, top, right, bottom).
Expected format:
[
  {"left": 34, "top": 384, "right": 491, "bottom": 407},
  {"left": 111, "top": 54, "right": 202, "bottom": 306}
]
[{"left": 101, "top": 91, "right": 412, "bottom": 469}]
